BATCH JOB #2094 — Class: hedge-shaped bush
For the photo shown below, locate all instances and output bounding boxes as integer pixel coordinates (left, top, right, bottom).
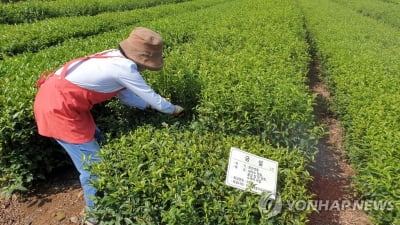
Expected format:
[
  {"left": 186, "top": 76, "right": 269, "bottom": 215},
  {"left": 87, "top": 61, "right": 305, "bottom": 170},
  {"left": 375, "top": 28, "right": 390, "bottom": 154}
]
[
  {"left": 0, "top": 0, "right": 226, "bottom": 58},
  {"left": 90, "top": 128, "right": 313, "bottom": 224},
  {"left": 88, "top": 0, "right": 321, "bottom": 223},
  {"left": 0, "top": 0, "right": 189, "bottom": 24},
  {"left": 332, "top": 0, "right": 400, "bottom": 28}
]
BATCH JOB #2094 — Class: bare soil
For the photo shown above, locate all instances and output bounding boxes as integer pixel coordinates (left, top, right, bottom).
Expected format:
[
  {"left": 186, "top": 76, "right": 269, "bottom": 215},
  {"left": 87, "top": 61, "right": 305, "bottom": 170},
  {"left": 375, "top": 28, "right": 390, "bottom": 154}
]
[
  {"left": 306, "top": 50, "right": 373, "bottom": 225},
  {"left": 0, "top": 168, "right": 85, "bottom": 225}
]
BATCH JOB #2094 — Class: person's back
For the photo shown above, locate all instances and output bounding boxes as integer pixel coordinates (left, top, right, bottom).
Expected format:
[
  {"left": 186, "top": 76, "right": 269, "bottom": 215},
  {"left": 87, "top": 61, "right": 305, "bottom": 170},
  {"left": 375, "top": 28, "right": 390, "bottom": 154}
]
[{"left": 33, "top": 27, "right": 184, "bottom": 225}]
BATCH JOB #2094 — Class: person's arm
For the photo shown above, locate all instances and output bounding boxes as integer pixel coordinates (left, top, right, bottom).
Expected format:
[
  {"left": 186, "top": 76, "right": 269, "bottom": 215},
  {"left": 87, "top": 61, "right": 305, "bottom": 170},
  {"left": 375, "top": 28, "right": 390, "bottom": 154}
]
[
  {"left": 117, "top": 89, "right": 148, "bottom": 110},
  {"left": 117, "top": 69, "right": 175, "bottom": 114}
]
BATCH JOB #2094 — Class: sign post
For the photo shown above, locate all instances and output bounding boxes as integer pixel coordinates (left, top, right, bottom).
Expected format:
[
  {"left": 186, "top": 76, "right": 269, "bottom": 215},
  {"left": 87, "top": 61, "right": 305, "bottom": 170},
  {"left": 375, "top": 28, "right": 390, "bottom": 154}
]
[{"left": 225, "top": 147, "right": 278, "bottom": 199}]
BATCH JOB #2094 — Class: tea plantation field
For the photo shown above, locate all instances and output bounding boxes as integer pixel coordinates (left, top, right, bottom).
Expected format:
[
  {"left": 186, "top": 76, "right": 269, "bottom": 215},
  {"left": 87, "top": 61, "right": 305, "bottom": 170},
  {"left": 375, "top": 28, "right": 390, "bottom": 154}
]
[{"left": 0, "top": 0, "right": 399, "bottom": 224}]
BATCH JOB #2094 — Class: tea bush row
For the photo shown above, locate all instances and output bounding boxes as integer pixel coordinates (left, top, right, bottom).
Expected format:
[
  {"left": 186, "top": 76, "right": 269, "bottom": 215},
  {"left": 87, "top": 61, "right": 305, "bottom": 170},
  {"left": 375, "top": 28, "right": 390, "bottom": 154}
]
[
  {"left": 377, "top": 0, "right": 400, "bottom": 3},
  {"left": 88, "top": 0, "right": 321, "bottom": 223},
  {"left": 0, "top": 0, "right": 227, "bottom": 59},
  {"left": 91, "top": 128, "right": 313, "bottom": 225},
  {"left": 331, "top": 0, "right": 400, "bottom": 28},
  {"left": 299, "top": 0, "right": 400, "bottom": 223},
  {"left": 0, "top": 0, "right": 190, "bottom": 24}
]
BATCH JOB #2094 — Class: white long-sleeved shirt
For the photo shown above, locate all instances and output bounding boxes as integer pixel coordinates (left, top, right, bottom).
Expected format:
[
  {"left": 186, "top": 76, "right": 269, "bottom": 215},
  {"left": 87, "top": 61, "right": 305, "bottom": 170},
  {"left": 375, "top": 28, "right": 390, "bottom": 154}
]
[{"left": 54, "top": 49, "right": 174, "bottom": 114}]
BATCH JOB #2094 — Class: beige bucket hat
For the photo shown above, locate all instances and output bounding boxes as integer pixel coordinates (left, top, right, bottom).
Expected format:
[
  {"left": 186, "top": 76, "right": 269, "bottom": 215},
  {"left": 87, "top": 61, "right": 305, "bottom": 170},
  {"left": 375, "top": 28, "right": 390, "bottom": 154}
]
[{"left": 119, "top": 27, "right": 163, "bottom": 71}]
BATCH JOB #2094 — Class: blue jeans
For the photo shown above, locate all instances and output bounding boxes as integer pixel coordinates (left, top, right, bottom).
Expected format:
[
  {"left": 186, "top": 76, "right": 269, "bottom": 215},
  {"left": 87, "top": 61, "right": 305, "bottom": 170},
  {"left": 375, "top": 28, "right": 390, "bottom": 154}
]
[{"left": 55, "top": 138, "right": 100, "bottom": 210}]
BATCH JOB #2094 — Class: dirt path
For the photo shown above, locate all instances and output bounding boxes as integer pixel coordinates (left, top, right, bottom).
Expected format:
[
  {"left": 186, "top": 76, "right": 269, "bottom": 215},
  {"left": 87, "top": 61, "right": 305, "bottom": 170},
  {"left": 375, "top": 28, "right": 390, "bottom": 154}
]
[
  {"left": 306, "top": 44, "right": 373, "bottom": 225},
  {"left": 0, "top": 167, "right": 85, "bottom": 225}
]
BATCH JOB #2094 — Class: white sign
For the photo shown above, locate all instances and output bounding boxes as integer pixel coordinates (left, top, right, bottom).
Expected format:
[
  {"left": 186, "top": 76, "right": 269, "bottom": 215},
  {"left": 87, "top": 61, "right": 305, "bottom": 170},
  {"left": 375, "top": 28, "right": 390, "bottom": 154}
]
[{"left": 225, "top": 147, "right": 278, "bottom": 199}]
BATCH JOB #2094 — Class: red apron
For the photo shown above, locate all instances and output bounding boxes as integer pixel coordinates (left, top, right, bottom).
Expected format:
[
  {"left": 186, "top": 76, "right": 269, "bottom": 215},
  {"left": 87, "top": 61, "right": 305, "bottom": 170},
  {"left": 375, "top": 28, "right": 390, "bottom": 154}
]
[{"left": 34, "top": 52, "right": 124, "bottom": 144}]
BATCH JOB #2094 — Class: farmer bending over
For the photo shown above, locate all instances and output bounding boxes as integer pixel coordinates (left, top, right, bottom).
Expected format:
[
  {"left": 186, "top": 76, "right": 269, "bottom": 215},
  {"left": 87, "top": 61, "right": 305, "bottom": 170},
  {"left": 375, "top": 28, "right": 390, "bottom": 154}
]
[{"left": 33, "top": 27, "right": 184, "bottom": 225}]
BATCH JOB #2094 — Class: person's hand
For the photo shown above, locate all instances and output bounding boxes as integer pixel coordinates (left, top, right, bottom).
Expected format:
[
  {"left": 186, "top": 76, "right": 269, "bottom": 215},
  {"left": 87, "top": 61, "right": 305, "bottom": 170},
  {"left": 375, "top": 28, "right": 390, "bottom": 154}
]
[{"left": 173, "top": 105, "right": 184, "bottom": 117}]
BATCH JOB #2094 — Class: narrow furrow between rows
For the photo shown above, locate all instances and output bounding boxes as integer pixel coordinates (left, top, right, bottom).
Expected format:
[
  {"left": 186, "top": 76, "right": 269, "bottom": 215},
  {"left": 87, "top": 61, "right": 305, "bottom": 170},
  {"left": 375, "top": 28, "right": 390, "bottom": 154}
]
[{"left": 305, "top": 31, "right": 373, "bottom": 225}]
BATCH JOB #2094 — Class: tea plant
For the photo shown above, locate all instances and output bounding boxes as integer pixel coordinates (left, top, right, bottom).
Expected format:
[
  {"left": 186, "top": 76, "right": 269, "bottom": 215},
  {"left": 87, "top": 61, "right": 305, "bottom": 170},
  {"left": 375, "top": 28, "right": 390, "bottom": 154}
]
[
  {"left": 90, "top": 127, "right": 313, "bottom": 225},
  {"left": 331, "top": 0, "right": 400, "bottom": 28},
  {"left": 89, "top": 0, "right": 321, "bottom": 223},
  {"left": 0, "top": 0, "right": 189, "bottom": 24},
  {"left": 376, "top": 0, "right": 400, "bottom": 4},
  {"left": 0, "top": 0, "right": 227, "bottom": 58}
]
